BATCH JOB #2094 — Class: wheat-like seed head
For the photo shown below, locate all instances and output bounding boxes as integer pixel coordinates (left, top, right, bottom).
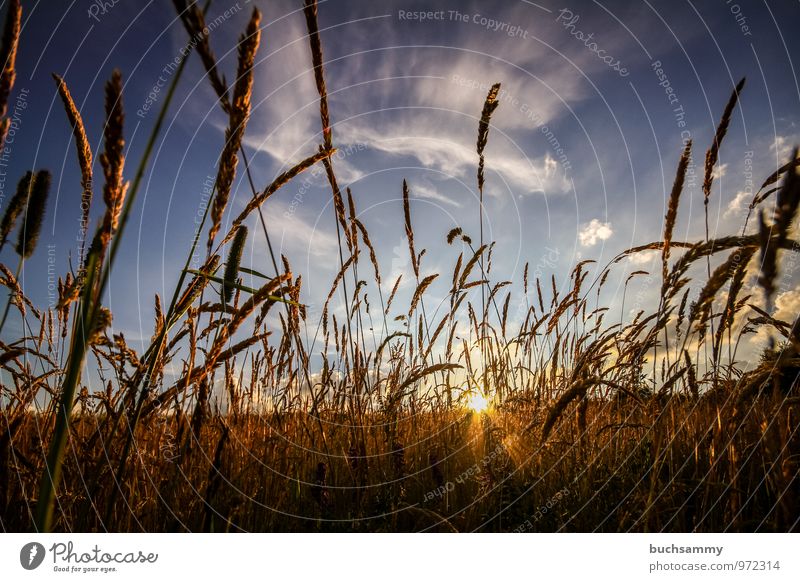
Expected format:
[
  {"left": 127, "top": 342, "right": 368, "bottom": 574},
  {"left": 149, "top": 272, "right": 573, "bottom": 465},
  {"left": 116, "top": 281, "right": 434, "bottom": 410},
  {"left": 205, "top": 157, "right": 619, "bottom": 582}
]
[
  {"left": 702, "top": 77, "right": 745, "bottom": 201},
  {"left": 757, "top": 150, "right": 800, "bottom": 305},
  {"left": 714, "top": 246, "right": 754, "bottom": 353},
  {"left": 88, "top": 307, "right": 113, "bottom": 345},
  {"left": 346, "top": 187, "right": 360, "bottom": 252},
  {"left": 476, "top": 82, "right": 501, "bottom": 193},
  {"left": 89, "top": 68, "right": 127, "bottom": 262},
  {"left": 223, "top": 225, "right": 248, "bottom": 304},
  {"left": 0, "top": 171, "right": 32, "bottom": 251},
  {"left": 102, "top": 70, "right": 125, "bottom": 211},
  {"left": 446, "top": 227, "right": 462, "bottom": 245},
  {"left": 385, "top": 274, "right": 402, "bottom": 315},
  {"left": 689, "top": 248, "right": 747, "bottom": 330},
  {"left": 662, "top": 140, "right": 692, "bottom": 286},
  {"left": 224, "top": 149, "right": 336, "bottom": 245},
  {"left": 408, "top": 274, "right": 438, "bottom": 317},
  {"left": 321, "top": 151, "right": 350, "bottom": 249},
  {"left": 207, "top": 9, "right": 261, "bottom": 253},
  {"left": 354, "top": 217, "right": 380, "bottom": 285},
  {"left": 172, "top": 0, "right": 229, "bottom": 108},
  {"left": 303, "top": 0, "right": 331, "bottom": 149},
  {"left": 0, "top": 0, "right": 21, "bottom": 123},
  {"left": 403, "top": 180, "right": 418, "bottom": 277},
  {"left": 16, "top": 170, "right": 51, "bottom": 259},
  {"left": 53, "top": 74, "right": 93, "bottom": 249}
]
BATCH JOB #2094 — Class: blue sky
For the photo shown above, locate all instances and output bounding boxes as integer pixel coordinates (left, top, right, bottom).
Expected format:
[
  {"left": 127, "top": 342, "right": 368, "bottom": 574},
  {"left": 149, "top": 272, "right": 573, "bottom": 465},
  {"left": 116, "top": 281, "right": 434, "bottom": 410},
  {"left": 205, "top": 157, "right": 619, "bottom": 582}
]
[{"left": 2, "top": 0, "right": 799, "bottom": 363}]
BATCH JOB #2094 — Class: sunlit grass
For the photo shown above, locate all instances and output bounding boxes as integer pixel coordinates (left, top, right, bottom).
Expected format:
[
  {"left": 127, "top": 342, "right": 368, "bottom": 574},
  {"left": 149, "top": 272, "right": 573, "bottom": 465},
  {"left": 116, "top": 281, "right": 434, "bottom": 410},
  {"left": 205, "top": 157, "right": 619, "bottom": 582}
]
[
  {"left": 0, "top": 0, "right": 797, "bottom": 534},
  {"left": 466, "top": 390, "right": 490, "bottom": 413}
]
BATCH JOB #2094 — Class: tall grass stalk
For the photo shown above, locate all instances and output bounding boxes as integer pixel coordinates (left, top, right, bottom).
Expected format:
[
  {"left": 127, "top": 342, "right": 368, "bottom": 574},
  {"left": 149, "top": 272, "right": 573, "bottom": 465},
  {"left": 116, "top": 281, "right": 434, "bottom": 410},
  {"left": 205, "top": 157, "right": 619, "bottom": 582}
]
[{"left": 34, "top": 17, "right": 199, "bottom": 529}]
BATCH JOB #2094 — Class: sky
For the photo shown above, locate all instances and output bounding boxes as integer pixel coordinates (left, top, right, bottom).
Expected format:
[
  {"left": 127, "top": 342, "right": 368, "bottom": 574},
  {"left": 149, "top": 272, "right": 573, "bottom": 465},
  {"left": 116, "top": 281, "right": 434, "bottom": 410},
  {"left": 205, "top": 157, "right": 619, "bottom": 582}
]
[{"left": 1, "top": 0, "right": 799, "bottom": 367}]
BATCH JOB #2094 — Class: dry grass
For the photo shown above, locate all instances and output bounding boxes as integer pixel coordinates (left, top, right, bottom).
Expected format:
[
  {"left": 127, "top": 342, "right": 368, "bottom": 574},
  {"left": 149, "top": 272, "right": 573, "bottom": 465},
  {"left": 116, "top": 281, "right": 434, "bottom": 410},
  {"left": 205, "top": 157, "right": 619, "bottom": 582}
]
[{"left": 0, "top": 0, "right": 799, "bottom": 533}]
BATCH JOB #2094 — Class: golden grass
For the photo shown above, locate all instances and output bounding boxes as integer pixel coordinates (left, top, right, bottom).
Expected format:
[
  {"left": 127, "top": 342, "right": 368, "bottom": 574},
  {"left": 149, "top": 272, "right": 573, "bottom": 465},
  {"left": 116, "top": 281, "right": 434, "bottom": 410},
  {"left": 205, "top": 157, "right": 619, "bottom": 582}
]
[{"left": 0, "top": 0, "right": 799, "bottom": 534}]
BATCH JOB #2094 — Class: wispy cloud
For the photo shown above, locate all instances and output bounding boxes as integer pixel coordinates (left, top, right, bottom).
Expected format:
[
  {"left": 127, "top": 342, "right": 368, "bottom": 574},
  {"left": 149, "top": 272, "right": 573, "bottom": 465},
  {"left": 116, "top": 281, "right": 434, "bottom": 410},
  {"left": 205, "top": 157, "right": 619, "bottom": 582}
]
[
  {"left": 771, "top": 135, "right": 796, "bottom": 160},
  {"left": 247, "top": 199, "right": 339, "bottom": 261},
  {"left": 711, "top": 163, "right": 728, "bottom": 180},
  {"left": 338, "top": 121, "right": 570, "bottom": 197},
  {"left": 627, "top": 249, "right": 658, "bottom": 265},
  {"left": 411, "top": 180, "right": 463, "bottom": 207},
  {"left": 725, "top": 189, "right": 750, "bottom": 219}
]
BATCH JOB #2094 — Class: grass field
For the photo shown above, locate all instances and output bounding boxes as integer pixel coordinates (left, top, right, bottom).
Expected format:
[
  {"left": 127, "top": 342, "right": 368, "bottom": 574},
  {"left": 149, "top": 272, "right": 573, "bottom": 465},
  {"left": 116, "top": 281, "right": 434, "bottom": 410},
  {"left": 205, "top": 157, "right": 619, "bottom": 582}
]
[{"left": 0, "top": 0, "right": 799, "bottom": 532}]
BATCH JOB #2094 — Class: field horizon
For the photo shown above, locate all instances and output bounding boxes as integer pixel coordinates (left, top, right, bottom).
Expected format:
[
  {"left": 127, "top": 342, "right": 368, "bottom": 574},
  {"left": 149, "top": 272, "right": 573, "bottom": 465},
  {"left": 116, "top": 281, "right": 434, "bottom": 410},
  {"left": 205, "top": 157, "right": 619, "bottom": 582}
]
[{"left": 1, "top": 0, "right": 799, "bottom": 533}]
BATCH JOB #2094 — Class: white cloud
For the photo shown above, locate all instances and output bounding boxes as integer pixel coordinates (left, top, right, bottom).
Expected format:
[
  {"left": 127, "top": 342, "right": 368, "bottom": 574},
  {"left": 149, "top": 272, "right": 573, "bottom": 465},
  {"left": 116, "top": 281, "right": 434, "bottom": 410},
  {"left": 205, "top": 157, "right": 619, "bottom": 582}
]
[
  {"left": 383, "top": 235, "right": 413, "bottom": 293},
  {"left": 628, "top": 250, "right": 658, "bottom": 265},
  {"left": 248, "top": 199, "right": 339, "bottom": 260},
  {"left": 238, "top": 14, "right": 326, "bottom": 167},
  {"left": 725, "top": 190, "right": 750, "bottom": 219},
  {"left": 773, "top": 289, "right": 800, "bottom": 324},
  {"left": 412, "top": 181, "right": 462, "bottom": 207},
  {"left": 579, "top": 219, "right": 613, "bottom": 247},
  {"left": 337, "top": 122, "right": 570, "bottom": 197},
  {"left": 750, "top": 287, "right": 800, "bottom": 347},
  {"left": 711, "top": 163, "right": 728, "bottom": 180},
  {"left": 771, "top": 135, "right": 795, "bottom": 160}
]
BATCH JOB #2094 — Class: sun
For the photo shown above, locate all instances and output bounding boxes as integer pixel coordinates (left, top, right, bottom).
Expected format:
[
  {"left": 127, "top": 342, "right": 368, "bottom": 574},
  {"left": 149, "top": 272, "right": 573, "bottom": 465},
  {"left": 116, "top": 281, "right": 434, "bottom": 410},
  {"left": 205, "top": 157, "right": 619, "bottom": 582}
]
[{"left": 466, "top": 391, "right": 490, "bottom": 413}]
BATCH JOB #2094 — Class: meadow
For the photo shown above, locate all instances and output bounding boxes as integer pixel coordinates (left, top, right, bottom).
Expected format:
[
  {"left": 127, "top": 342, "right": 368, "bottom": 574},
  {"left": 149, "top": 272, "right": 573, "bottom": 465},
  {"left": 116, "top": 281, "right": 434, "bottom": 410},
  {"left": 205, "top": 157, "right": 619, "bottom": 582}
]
[{"left": 0, "top": 0, "right": 798, "bottom": 532}]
